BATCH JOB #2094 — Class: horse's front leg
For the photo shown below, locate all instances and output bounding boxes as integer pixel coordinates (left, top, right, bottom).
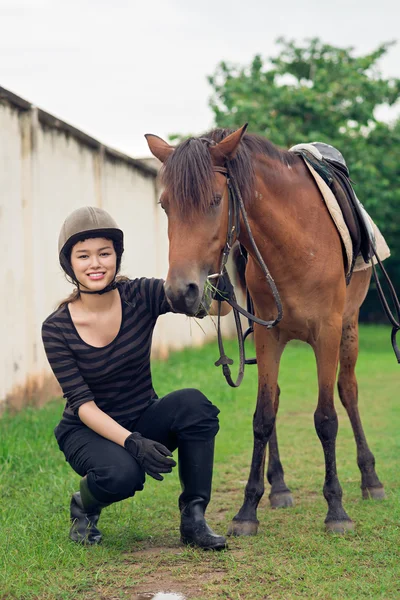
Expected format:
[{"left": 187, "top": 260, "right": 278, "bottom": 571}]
[{"left": 228, "top": 328, "right": 284, "bottom": 536}]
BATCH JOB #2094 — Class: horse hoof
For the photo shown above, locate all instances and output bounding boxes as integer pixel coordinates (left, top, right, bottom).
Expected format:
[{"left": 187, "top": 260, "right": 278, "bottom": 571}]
[
  {"left": 227, "top": 519, "right": 259, "bottom": 537},
  {"left": 362, "top": 486, "right": 386, "bottom": 500},
  {"left": 269, "top": 492, "right": 294, "bottom": 509},
  {"left": 325, "top": 519, "right": 355, "bottom": 534}
]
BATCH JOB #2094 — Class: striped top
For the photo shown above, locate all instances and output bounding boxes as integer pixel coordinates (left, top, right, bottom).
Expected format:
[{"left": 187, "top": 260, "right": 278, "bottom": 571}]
[{"left": 41, "top": 278, "right": 171, "bottom": 448}]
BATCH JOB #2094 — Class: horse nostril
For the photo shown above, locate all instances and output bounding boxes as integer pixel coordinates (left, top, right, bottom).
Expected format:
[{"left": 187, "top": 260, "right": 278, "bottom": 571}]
[
  {"left": 164, "top": 278, "right": 201, "bottom": 314},
  {"left": 186, "top": 282, "right": 199, "bottom": 303}
]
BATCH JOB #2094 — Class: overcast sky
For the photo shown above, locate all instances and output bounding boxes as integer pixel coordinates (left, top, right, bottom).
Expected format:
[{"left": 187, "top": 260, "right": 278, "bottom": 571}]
[{"left": 1, "top": 0, "right": 399, "bottom": 158}]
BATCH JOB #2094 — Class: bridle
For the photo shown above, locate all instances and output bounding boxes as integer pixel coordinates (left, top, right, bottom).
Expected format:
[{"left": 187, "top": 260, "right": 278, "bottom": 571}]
[{"left": 208, "top": 162, "right": 283, "bottom": 387}]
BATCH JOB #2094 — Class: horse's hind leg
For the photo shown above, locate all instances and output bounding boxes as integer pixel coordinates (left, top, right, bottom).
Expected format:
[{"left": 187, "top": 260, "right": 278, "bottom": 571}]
[
  {"left": 228, "top": 328, "right": 284, "bottom": 536},
  {"left": 267, "top": 386, "right": 294, "bottom": 508},
  {"left": 338, "top": 313, "right": 385, "bottom": 499},
  {"left": 313, "top": 318, "right": 354, "bottom": 533}
]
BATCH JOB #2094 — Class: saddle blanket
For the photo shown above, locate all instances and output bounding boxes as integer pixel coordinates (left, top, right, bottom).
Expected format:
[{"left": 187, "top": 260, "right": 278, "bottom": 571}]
[{"left": 301, "top": 159, "right": 390, "bottom": 278}]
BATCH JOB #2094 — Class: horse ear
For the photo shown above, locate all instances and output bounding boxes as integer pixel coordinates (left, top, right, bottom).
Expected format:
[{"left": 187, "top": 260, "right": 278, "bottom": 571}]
[
  {"left": 209, "top": 123, "right": 248, "bottom": 163},
  {"left": 145, "top": 134, "right": 174, "bottom": 163}
]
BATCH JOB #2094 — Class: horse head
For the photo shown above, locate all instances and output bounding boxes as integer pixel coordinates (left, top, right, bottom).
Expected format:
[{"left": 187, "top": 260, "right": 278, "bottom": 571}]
[{"left": 145, "top": 125, "right": 247, "bottom": 315}]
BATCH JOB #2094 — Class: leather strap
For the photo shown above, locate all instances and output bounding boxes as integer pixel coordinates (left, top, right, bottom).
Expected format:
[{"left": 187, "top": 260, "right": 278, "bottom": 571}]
[{"left": 211, "top": 165, "right": 283, "bottom": 387}]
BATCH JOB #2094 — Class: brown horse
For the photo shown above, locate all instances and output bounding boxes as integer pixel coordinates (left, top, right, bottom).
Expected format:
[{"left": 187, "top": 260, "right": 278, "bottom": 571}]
[{"left": 145, "top": 125, "right": 385, "bottom": 535}]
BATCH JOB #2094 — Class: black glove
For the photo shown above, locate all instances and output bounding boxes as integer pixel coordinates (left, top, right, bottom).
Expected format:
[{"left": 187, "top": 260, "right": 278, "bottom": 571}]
[
  {"left": 124, "top": 432, "right": 176, "bottom": 481},
  {"left": 212, "top": 272, "right": 234, "bottom": 302},
  {"left": 194, "top": 273, "right": 233, "bottom": 318}
]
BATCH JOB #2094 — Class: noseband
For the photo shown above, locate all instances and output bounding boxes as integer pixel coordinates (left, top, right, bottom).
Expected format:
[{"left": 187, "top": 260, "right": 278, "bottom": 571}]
[{"left": 209, "top": 163, "right": 283, "bottom": 387}]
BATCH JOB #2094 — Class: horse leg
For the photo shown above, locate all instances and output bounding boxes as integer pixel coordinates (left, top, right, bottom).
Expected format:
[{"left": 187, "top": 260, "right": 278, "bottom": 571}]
[
  {"left": 228, "top": 329, "right": 284, "bottom": 536},
  {"left": 338, "top": 314, "right": 385, "bottom": 499},
  {"left": 267, "top": 385, "right": 294, "bottom": 508},
  {"left": 313, "top": 320, "right": 354, "bottom": 533}
]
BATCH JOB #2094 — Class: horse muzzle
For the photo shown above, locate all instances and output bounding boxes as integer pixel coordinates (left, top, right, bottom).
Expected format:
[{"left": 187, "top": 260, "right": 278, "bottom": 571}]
[{"left": 164, "top": 279, "right": 203, "bottom": 316}]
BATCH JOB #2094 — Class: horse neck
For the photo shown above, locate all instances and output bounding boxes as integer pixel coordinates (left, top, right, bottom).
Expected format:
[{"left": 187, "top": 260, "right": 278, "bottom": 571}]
[{"left": 237, "top": 154, "right": 305, "bottom": 255}]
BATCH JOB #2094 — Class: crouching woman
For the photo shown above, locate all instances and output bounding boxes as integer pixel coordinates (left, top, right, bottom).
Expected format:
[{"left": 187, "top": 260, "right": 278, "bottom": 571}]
[{"left": 42, "top": 206, "right": 231, "bottom": 550}]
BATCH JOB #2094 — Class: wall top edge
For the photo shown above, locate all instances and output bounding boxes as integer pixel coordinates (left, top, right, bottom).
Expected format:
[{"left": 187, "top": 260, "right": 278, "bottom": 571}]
[
  {"left": 0, "top": 85, "right": 31, "bottom": 110},
  {"left": 0, "top": 85, "right": 158, "bottom": 178}
]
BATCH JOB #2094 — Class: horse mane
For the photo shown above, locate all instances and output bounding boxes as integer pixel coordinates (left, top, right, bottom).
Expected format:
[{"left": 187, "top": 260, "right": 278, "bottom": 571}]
[{"left": 161, "top": 128, "right": 297, "bottom": 215}]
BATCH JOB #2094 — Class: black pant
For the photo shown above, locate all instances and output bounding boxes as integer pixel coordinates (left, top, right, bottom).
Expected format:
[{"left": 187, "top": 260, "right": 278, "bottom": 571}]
[{"left": 61, "top": 389, "right": 219, "bottom": 505}]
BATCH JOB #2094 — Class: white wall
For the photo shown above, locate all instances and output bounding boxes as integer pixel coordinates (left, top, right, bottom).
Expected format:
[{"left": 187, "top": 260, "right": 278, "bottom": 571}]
[{"left": 0, "top": 88, "right": 236, "bottom": 410}]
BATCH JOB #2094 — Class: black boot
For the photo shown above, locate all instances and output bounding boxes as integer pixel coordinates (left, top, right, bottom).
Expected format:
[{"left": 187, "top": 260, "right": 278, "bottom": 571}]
[
  {"left": 69, "top": 476, "right": 108, "bottom": 545},
  {"left": 179, "top": 438, "right": 227, "bottom": 550}
]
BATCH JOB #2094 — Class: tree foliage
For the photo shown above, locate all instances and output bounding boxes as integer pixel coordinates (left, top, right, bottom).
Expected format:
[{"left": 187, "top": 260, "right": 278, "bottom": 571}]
[{"left": 208, "top": 38, "right": 400, "bottom": 321}]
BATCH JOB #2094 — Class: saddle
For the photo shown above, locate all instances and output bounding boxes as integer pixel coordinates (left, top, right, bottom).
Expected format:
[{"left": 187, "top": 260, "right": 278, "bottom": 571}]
[{"left": 290, "top": 142, "right": 375, "bottom": 282}]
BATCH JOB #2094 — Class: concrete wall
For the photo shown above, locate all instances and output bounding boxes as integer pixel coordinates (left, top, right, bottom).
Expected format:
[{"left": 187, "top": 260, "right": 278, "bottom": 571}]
[{"left": 0, "top": 87, "right": 237, "bottom": 411}]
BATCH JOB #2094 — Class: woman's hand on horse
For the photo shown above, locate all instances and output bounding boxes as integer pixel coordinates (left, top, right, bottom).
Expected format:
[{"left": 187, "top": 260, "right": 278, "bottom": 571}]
[{"left": 124, "top": 432, "right": 176, "bottom": 481}]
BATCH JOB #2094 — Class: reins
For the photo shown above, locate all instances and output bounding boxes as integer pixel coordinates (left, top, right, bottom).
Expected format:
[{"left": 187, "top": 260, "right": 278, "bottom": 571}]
[
  {"left": 209, "top": 163, "right": 283, "bottom": 387},
  {"left": 370, "top": 249, "right": 400, "bottom": 362}
]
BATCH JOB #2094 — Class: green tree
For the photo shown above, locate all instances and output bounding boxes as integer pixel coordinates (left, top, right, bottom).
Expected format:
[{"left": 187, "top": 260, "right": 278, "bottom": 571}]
[{"left": 208, "top": 38, "right": 400, "bottom": 322}]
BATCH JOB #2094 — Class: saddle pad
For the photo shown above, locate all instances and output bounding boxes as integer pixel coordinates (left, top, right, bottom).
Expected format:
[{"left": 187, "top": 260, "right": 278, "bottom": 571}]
[{"left": 304, "top": 162, "right": 390, "bottom": 277}]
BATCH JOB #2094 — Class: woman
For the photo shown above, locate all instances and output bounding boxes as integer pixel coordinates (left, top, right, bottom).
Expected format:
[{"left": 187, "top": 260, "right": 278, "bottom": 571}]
[{"left": 42, "top": 206, "right": 229, "bottom": 550}]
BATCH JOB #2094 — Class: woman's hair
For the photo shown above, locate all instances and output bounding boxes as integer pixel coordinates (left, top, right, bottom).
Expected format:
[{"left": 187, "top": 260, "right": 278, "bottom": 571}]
[{"left": 57, "top": 275, "right": 130, "bottom": 309}]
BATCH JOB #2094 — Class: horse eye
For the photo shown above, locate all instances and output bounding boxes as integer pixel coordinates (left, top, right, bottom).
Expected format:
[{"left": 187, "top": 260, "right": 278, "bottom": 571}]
[{"left": 211, "top": 194, "right": 222, "bottom": 207}]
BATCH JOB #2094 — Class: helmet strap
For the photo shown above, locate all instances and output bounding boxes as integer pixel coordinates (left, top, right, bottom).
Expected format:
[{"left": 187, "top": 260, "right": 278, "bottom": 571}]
[
  {"left": 79, "top": 280, "right": 118, "bottom": 295},
  {"left": 78, "top": 271, "right": 118, "bottom": 295}
]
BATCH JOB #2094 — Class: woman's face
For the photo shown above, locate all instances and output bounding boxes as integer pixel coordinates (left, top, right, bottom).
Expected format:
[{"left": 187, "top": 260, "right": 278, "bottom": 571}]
[{"left": 70, "top": 237, "right": 117, "bottom": 292}]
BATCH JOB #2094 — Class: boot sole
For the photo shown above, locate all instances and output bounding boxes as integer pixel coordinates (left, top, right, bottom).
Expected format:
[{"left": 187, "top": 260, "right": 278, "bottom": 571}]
[{"left": 181, "top": 536, "right": 227, "bottom": 551}]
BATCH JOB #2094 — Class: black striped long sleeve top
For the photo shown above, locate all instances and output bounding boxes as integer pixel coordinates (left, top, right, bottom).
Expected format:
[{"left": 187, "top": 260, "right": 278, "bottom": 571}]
[{"left": 41, "top": 278, "right": 172, "bottom": 449}]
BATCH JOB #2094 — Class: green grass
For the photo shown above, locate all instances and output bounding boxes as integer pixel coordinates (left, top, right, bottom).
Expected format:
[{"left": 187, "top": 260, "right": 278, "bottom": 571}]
[{"left": 1, "top": 325, "right": 399, "bottom": 599}]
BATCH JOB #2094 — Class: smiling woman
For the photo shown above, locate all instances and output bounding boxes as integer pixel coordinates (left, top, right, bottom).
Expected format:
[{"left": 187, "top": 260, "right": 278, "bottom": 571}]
[
  {"left": 41, "top": 206, "right": 230, "bottom": 550},
  {"left": 57, "top": 206, "right": 125, "bottom": 307}
]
